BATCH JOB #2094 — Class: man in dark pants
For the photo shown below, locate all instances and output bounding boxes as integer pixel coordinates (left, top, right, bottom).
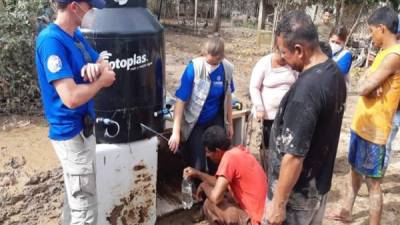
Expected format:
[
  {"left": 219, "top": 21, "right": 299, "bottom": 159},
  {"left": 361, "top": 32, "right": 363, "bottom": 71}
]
[{"left": 263, "top": 11, "right": 346, "bottom": 225}]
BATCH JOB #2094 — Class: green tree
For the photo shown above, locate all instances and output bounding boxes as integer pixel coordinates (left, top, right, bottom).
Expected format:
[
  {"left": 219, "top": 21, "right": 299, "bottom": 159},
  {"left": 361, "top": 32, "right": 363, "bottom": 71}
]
[{"left": 0, "top": 0, "right": 50, "bottom": 114}]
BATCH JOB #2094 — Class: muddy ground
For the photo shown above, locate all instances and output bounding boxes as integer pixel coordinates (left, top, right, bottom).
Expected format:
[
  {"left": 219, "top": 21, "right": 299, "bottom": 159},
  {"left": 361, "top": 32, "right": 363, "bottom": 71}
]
[{"left": 1, "top": 23, "right": 400, "bottom": 225}]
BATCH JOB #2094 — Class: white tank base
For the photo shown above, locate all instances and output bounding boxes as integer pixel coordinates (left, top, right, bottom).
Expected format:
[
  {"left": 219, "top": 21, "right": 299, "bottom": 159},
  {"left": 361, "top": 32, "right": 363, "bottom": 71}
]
[{"left": 96, "top": 137, "right": 158, "bottom": 225}]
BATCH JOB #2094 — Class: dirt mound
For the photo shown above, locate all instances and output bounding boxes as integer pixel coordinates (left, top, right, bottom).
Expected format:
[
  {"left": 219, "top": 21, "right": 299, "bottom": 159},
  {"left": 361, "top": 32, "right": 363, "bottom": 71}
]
[{"left": 0, "top": 166, "right": 63, "bottom": 225}]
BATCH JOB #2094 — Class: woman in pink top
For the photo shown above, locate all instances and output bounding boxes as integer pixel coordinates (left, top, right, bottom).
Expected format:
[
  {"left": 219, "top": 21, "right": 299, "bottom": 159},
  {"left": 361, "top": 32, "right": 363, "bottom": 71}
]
[{"left": 249, "top": 50, "right": 298, "bottom": 167}]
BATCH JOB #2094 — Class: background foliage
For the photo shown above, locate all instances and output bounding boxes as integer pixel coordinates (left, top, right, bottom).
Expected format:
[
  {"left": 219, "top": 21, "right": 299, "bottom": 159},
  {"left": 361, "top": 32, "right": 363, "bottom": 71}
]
[
  {"left": 0, "top": 0, "right": 50, "bottom": 114},
  {"left": 0, "top": 0, "right": 399, "bottom": 114}
]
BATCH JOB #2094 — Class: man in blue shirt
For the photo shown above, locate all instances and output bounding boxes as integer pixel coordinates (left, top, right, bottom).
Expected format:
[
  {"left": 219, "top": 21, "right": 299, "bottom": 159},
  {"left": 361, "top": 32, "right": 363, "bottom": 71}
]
[{"left": 35, "top": 1, "right": 115, "bottom": 224}]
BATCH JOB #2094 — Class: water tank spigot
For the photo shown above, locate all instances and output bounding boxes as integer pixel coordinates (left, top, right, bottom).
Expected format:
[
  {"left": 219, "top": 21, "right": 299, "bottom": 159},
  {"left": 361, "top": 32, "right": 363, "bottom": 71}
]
[
  {"left": 96, "top": 118, "right": 120, "bottom": 138},
  {"left": 154, "top": 106, "right": 173, "bottom": 121}
]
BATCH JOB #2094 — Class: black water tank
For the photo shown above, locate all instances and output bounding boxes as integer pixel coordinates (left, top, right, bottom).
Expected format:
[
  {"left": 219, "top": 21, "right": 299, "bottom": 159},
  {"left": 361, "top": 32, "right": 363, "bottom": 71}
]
[{"left": 82, "top": 0, "right": 165, "bottom": 144}]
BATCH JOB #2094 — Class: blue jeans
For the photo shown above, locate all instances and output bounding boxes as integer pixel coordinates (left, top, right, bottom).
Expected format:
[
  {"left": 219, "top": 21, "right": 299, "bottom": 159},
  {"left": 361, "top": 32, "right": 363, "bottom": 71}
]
[{"left": 386, "top": 110, "right": 400, "bottom": 164}]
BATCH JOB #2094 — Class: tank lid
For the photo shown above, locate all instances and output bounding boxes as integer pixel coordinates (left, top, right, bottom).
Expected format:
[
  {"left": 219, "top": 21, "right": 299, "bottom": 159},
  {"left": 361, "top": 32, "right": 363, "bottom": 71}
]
[{"left": 105, "top": 0, "right": 146, "bottom": 8}]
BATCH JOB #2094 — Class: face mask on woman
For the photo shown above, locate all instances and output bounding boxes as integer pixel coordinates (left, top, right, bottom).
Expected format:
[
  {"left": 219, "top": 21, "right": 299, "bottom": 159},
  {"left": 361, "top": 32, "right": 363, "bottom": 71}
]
[{"left": 330, "top": 42, "right": 343, "bottom": 55}]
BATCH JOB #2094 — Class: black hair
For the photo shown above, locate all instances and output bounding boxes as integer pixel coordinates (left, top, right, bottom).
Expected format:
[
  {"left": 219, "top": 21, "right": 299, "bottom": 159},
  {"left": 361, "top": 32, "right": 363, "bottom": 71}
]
[
  {"left": 324, "top": 7, "right": 334, "bottom": 14},
  {"left": 330, "top": 25, "right": 348, "bottom": 42},
  {"left": 202, "top": 126, "right": 231, "bottom": 152},
  {"left": 368, "top": 6, "right": 398, "bottom": 34},
  {"left": 276, "top": 10, "right": 319, "bottom": 52}
]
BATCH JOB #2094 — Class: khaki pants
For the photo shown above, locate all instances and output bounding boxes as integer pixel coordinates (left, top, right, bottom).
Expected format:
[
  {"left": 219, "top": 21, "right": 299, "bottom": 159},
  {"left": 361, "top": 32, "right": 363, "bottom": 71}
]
[
  {"left": 203, "top": 196, "right": 251, "bottom": 225},
  {"left": 51, "top": 132, "right": 97, "bottom": 225}
]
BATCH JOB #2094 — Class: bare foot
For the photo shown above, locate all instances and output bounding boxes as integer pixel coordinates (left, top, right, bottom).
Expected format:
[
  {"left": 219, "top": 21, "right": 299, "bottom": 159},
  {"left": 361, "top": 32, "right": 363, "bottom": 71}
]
[{"left": 325, "top": 210, "right": 352, "bottom": 223}]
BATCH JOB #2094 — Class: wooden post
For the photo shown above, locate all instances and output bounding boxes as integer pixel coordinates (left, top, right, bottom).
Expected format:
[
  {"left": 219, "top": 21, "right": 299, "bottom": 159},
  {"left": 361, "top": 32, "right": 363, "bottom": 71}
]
[
  {"left": 313, "top": 5, "right": 319, "bottom": 22},
  {"left": 194, "top": 0, "right": 198, "bottom": 31},
  {"left": 257, "top": 0, "right": 265, "bottom": 31},
  {"left": 211, "top": 0, "right": 213, "bottom": 18},
  {"left": 158, "top": 0, "right": 163, "bottom": 20},
  {"left": 270, "top": 0, "right": 289, "bottom": 50},
  {"left": 213, "top": 0, "right": 221, "bottom": 33},
  {"left": 334, "top": 0, "right": 339, "bottom": 26},
  {"left": 336, "top": 0, "right": 345, "bottom": 26},
  {"left": 270, "top": 3, "right": 277, "bottom": 49},
  {"left": 176, "top": 0, "right": 180, "bottom": 22},
  {"left": 270, "top": 1, "right": 284, "bottom": 50}
]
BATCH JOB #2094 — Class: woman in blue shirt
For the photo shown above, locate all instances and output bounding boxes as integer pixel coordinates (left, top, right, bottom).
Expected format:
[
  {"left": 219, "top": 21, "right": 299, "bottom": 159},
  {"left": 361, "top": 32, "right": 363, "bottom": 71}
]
[
  {"left": 330, "top": 25, "right": 352, "bottom": 83},
  {"left": 168, "top": 35, "right": 234, "bottom": 175}
]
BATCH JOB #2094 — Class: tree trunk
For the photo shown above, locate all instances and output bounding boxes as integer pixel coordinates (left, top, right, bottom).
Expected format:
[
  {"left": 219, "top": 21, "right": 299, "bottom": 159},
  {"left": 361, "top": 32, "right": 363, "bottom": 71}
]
[
  {"left": 270, "top": 0, "right": 289, "bottom": 50},
  {"left": 345, "top": 0, "right": 366, "bottom": 46},
  {"left": 210, "top": 0, "right": 213, "bottom": 18},
  {"left": 183, "top": 2, "right": 188, "bottom": 25},
  {"left": 337, "top": 0, "right": 345, "bottom": 26},
  {"left": 313, "top": 5, "right": 319, "bottom": 22},
  {"left": 257, "top": 0, "right": 266, "bottom": 30},
  {"left": 213, "top": 0, "right": 221, "bottom": 33},
  {"left": 270, "top": 1, "right": 281, "bottom": 50},
  {"left": 176, "top": 0, "right": 180, "bottom": 21},
  {"left": 334, "top": 0, "right": 339, "bottom": 26},
  {"left": 194, "top": 0, "right": 198, "bottom": 31},
  {"left": 270, "top": 4, "right": 277, "bottom": 49}
]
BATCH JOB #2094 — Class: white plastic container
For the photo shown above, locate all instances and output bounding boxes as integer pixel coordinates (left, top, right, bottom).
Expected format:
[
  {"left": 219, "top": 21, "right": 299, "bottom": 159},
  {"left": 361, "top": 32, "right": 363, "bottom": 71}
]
[{"left": 95, "top": 137, "right": 158, "bottom": 225}]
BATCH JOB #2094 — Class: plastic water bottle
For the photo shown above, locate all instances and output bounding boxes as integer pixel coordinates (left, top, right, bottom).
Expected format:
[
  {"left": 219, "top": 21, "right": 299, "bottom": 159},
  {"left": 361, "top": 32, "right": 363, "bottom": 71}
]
[{"left": 181, "top": 178, "right": 194, "bottom": 209}]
